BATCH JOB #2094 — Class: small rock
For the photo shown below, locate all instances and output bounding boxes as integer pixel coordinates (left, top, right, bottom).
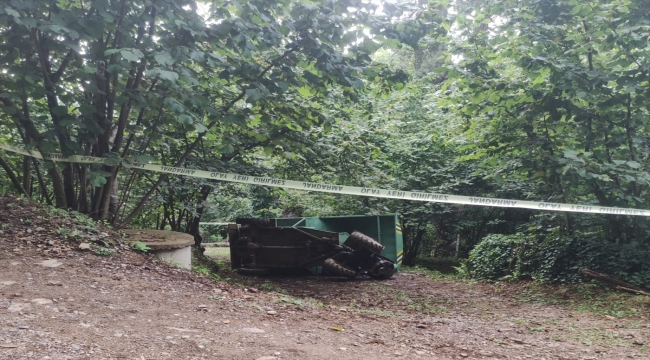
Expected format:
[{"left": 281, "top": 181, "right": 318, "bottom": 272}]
[
  {"left": 460, "top": 353, "right": 468, "bottom": 358},
  {"left": 415, "top": 350, "right": 425, "bottom": 355},
  {"left": 498, "top": 328, "right": 512, "bottom": 332},
  {"left": 8, "top": 303, "right": 29, "bottom": 312},
  {"left": 248, "top": 288, "right": 258, "bottom": 293},
  {"left": 512, "top": 338, "right": 525, "bottom": 344},
  {"left": 38, "top": 259, "right": 63, "bottom": 268},
  {"left": 339, "top": 347, "right": 347, "bottom": 351},
  {"left": 416, "top": 324, "right": 427, "bottom": 329},
  {"left": 31, "top": 298, "right": 53, "bottom": 305},
  {"left": 79, "top": 243, "right": 91, "bottom": 250},
  {"left": 0, "top": 281, "right": 16, "bottom": 286},
  {"left": 255, "top": 357, "right": 276, "bottom": 360},
  {"left": 166, "top": 327, "right": 199, "bottom": 333},
  {"left": 273, "top": 352, "right": 281, "bottom": 356},
  {"left": 181, "top": 335, "right": 190, "bottom": 339},
  {"left": 267, "top": 310, "right": 277, "bottom": 316},
  {"left": 241, "top": 327, "right": 265, "bottom": 334},
  {"left": 633, "top": 340, "right": 644, "bottom": 346},
  {"left": 46, "top": 281, "right": 62, "bottom": 286},
  {"left": 222, "top": 320, "right": 230, "bottom": 324},
  {"left": 35, "top": 227, "right": 45, "bottom": 232}
]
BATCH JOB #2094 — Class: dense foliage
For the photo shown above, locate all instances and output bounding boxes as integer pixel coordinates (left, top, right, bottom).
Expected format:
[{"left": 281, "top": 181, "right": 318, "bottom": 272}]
[
  {"left": 2, "top": 0, "right": 649, "bottom": 285},
  {"left": 466, "top": 232, "right": 650, "bottom": 287}
]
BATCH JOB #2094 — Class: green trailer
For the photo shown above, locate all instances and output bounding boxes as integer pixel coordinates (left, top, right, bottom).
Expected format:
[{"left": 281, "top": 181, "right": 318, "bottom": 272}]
[{"left": 228, "top": 215, "right": 403, "bottom": 280}]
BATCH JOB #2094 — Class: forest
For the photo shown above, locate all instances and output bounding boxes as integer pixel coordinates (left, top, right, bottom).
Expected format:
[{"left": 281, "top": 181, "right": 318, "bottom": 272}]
[{"left": 1, "top": 0, "right": 649, "bottom": 287}]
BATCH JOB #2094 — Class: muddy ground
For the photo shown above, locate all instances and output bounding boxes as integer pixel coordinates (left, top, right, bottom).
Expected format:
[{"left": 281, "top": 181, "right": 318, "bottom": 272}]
[{"left": 1, "top": 196, "right": 649, "bottom": 359}]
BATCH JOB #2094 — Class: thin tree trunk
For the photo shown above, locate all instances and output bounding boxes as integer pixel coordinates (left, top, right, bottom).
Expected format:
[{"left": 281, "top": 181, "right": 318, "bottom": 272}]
[
  {"left": 31, "top": 158, "right": 51, "bottom": 205},
  {"left": 0, "top": 154, "right": 30, "bottom": 198},
  {"left": 186, "top": 185, "right": 213, "bottom": 246},
  {"left": 21, "top": 156, "right": 31, "bottom": 196}
]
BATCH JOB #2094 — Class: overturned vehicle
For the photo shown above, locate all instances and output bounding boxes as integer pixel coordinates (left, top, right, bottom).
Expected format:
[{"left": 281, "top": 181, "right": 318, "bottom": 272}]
[{"left": 228, "top": 215, "right": 403, "bottom": 280}]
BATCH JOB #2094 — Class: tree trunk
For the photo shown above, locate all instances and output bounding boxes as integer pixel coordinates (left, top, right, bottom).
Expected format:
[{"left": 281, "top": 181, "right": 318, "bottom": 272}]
[
  {"left": 22, "top": 156, "right": 31, "bottom": 196},
  {"left": 32, "top": 158, "right": 51, "bottom": 205},
  {"left": 0, "top": 154, "right": 30, "bottom": 198},
  {"left": 186, "top": 185, "right": 213, "bottom": 246},
  {"left": 403, "top": 225, "right": 426, "bottom": 266}
]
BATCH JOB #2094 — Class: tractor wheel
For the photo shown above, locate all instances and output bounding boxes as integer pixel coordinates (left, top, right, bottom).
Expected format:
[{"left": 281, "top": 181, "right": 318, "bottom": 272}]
[
  {"left": 368, "top": 259, "right": 397, "bottom": 280},
  {"left": 323, "top": 258, "right": 358, "bottom": 279},
  {"left": 236, "top": 218, "right": 273, "bottom": 228},
  {"left": 345, "top": 231, "right": 385, "bottom": 254}
]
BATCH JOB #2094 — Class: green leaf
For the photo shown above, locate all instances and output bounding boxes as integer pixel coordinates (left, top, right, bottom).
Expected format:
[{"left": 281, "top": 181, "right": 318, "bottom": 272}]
[
  {"left": 91, "top": 176, "right": 107, "bottom": 187},
  {"left": 104, "top": 154, "right": 122, "bottom": 166},
  {"left": 145, "top": 68, "right": 179, "bottom": 82},
  {"left": 194, "top": 122, "right": 209, "bottom": 133},
  {"left": 120, "top": 48, "right": 144, "bottom": 62},
  {"left": 563, "top": 150, "right": 579, "bottom": 158},
  {"left": 246, "top": 88, "right": 262, "bottom": 101},
  {"left": 298, "top": 87, "right": 311, "bottom": 97},
  {"left": 154, "top": 51, "right": 174, "bottom": 66},
  {"left": 64, "top": 140, "right": 84, "bottom": 154},
  {"left": 104, "top": 49, "right": 121, "bottom": 56},
  {"left": 178, "top": 114, "right": 193, "bottom": 124},
  {"left": 4, "top": 7, "right": 19, "bottom": 18},
  {"left": 221, "top": 144, "right": 235, "bottom": 154}
]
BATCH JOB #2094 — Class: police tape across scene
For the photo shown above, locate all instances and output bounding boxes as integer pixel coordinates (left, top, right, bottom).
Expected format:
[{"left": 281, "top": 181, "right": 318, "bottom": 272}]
[{"left": 1, "top": 143, "right": 647, "bottom": 217}]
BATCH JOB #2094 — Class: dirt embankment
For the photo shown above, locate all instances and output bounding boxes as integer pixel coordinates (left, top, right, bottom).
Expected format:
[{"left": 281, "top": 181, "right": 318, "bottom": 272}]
[{"left": 1, "top": 196, "right": 649, "bottom": 359}]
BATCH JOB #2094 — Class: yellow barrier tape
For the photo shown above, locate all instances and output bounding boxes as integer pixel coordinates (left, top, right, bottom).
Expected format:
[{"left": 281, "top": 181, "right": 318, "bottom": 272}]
[{"left": 1, "top": 143, "right": 648, "bottom": 217}]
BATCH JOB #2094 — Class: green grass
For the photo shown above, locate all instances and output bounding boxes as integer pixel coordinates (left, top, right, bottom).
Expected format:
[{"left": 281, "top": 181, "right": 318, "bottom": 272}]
[{"left": 204, "top": 246, "right": 230, "bottom": 259}]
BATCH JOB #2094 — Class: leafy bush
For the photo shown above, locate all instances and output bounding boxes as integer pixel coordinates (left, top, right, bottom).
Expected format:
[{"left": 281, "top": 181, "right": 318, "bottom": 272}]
[
  {"left": 466, "top": 233, "right": 650, "bottom": 288},
  {"left": 465, "top": 233, "right": 526, "bottom": 280}
]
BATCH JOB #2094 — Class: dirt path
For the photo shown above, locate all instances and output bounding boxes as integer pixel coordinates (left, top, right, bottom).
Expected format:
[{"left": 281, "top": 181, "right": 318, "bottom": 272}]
[{"left": 1, "top": 197, "right": 648, "bottom": 359}]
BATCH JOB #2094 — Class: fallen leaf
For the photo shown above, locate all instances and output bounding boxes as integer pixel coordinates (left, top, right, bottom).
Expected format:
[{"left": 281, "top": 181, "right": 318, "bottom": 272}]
[{"left": 331, "top": 327, "right": 344, "bottom": 332}]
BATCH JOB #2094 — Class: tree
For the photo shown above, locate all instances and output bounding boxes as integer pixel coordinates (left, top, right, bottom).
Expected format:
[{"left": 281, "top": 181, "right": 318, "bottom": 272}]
[
  {"left": 0, "top": 0, "right": 435, "bottom": 225},
  {"left": 441, "top": 0, "right": 650, "bottom": 243}
]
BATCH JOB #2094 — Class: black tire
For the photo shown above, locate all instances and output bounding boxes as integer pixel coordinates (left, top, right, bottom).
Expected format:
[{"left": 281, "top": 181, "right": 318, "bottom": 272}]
[
  {"left": 345, "top": 231, "right": 385, "bottom": 254},
  {"left": 323, "top": 258, "right": 358, "bottom": 279},
  {"left": 236, "top": 218, "right": 273, "bottom": 228},
  {"left": 368, "top": 259, "right": 397, "bottom": 280}
]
